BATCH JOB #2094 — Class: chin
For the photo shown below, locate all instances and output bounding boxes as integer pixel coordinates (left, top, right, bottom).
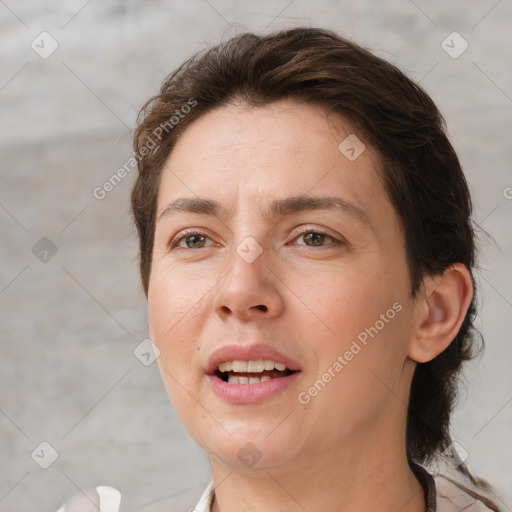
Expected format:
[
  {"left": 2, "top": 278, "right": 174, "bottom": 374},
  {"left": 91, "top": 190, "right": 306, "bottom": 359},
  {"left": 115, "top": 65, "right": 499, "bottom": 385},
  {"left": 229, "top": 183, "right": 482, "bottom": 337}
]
[
  {"left": 209, "top": 442, "right": 298, "bottom": 473},
  {"left": 193, "top": 420, "right": 301, "bottom": 472}
]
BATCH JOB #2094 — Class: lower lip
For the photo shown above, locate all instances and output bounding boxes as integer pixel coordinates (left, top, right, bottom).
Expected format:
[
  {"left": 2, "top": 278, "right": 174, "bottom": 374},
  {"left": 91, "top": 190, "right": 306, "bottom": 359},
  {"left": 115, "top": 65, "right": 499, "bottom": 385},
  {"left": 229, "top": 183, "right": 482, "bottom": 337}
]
[{"left": 206, "top": 372, "right": 302, "bottom": 403}]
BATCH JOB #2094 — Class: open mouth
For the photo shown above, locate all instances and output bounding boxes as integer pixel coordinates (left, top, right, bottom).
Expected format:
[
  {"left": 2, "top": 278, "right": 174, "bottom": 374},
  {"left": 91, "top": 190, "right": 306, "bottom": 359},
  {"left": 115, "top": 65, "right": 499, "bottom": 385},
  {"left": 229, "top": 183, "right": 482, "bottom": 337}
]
[
  {"left": 207, "top": 356, "right": 302, "bottom": 402},
  {"left": 212, "top": 359, "right": 299, "bottom": 385},
  {"left": 215, "top": 368, "right": 297, "bottom": 384}
]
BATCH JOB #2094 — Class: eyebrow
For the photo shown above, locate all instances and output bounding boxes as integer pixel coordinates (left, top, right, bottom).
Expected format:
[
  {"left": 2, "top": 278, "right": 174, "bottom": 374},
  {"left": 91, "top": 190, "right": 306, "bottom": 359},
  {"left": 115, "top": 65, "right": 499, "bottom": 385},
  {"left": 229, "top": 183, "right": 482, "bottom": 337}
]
[{"left": 157, "top": 195, "right": 371, "bottom": 226}]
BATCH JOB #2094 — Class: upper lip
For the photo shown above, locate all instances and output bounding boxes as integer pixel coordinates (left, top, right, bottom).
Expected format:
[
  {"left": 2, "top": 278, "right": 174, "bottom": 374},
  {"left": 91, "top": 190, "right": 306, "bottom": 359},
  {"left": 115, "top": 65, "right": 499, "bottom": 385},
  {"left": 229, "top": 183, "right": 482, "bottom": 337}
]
[{"left": 205, "top": 343, "right": 302, "bottom": 375}]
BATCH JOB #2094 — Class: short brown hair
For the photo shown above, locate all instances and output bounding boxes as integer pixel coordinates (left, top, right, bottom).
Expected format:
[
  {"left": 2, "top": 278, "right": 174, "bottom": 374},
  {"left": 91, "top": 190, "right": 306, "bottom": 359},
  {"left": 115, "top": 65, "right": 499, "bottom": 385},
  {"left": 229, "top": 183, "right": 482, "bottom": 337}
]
[{"left": 131, "top": 27, "right": 500, "bottom": 508}]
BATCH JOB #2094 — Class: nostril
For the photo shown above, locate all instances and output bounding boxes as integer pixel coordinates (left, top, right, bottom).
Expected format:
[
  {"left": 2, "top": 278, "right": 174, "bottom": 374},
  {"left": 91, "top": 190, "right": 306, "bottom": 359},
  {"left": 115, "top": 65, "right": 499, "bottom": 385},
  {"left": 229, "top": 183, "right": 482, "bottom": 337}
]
[{"left": 256, "top": 305, "right": 267, "bottom": 312}]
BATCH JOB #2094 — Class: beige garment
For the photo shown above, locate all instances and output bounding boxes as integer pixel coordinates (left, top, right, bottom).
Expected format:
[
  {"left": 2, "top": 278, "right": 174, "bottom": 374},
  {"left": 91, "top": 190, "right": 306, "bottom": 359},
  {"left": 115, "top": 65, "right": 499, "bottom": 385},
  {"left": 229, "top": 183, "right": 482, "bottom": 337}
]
[
  {"left": 435, "top": 476, "right": 495, "bottom": 512},
  {"left": 55, "top": 466, "right": 496, "bottom": 512},
  {"left": 190, "top": 473, "right": 496, "bottom": 512}
]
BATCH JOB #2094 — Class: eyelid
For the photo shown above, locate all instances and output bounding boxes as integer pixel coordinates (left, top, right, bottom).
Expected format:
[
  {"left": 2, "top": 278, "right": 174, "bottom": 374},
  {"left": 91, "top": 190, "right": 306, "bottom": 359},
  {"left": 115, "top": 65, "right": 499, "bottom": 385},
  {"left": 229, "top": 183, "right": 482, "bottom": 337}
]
[
  {"left": 169, "top": 228, "right": 213, "bottom": 249},
  {"left": 290, "top": 224, "right": 341, "bottom": 241},
  {"left": 169, "top": 225, "right": 345, "bottom": 249}
]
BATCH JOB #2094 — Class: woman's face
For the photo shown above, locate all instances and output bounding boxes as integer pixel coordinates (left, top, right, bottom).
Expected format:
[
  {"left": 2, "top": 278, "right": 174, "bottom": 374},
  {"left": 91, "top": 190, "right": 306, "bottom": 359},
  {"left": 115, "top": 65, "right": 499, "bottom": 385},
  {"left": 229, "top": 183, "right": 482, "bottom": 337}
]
[{"left": 148, "top": 98, "right": 419, "bottom": 473}]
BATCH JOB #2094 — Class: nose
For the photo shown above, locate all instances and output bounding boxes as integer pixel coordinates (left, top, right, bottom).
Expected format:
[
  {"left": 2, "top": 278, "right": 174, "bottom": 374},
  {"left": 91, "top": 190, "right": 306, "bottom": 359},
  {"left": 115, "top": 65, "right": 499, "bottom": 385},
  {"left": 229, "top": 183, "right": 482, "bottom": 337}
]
[{"left": 211, "top": 245, "right": 284, "bottom": 322}]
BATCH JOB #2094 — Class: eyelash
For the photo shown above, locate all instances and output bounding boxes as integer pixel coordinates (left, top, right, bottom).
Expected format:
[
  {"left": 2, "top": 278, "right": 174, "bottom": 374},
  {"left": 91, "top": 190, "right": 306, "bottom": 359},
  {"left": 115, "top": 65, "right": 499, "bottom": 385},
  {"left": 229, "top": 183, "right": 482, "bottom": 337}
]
[{"left": 169, "top": 227, "right": 341, "bottom": 250}]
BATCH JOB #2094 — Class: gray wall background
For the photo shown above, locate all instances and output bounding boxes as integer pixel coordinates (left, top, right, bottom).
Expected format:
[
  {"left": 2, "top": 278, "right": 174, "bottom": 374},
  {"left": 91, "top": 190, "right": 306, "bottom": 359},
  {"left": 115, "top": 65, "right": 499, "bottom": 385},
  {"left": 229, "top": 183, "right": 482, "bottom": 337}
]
[{"left": 1, "top": 1, "right": 511, "bottom": 511}]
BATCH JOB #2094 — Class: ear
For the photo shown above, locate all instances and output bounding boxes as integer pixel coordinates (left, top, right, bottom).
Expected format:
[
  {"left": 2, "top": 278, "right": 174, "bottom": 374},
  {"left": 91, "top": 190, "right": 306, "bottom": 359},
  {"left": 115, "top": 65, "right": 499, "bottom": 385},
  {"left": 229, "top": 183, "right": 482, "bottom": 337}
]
[{"left": 408, "top": 264, "right": 474, "bottom": 363}]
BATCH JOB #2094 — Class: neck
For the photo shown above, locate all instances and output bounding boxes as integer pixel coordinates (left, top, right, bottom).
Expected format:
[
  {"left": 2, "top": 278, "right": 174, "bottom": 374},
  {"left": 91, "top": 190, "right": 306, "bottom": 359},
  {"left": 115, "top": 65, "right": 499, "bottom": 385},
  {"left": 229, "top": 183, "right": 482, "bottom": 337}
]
[{"left": 209, "top": 420, "right": 425, "bottom": 512}]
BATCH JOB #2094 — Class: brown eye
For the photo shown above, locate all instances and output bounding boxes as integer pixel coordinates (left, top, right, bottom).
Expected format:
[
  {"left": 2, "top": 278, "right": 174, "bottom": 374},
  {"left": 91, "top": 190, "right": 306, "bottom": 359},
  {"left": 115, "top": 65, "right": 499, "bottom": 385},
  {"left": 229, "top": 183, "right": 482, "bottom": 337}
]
[
  {"left": 295, "top": 230, "right": 338, "bottom": 247},
  {"left": 183, "top": 234, "right": 207, "bottom": 248},
  {"left": 170, "top": 231, "right": 214, "bottom": 249}
]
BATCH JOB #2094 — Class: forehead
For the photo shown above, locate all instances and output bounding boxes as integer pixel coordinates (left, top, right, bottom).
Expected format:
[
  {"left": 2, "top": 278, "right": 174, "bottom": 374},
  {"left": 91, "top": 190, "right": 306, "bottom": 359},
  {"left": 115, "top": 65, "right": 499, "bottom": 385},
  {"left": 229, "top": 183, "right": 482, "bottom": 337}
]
[{"left": 157, "top": 98, "right": 389, "bottom": 225}]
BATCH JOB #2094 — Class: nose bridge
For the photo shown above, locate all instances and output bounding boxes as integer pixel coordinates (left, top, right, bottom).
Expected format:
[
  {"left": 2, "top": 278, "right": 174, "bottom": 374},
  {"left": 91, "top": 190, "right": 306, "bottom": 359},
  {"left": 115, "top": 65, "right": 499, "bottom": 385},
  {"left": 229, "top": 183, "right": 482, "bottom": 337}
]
[
  {"left": 234, "top": 233, "right": 266, "bottom": 266},
  {"left": 212, "top": 228, "right": 283, "bottom": 319},
  {"left": 223, "top": 231, "right": 269, "bottom": 292},
  {"left": 222, "top": 194, "right": 271, "bottom": 265}
]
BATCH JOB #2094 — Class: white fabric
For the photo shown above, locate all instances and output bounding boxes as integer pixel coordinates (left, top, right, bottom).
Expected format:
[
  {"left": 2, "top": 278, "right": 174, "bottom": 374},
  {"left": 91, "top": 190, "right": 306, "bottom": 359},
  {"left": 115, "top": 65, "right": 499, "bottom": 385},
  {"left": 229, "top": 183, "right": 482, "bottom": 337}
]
[
  {"left": 55, "top": 486, "right": 121, "bottom": 512},
  {"left": 55, "top": 474, "right": 494, "bottom": 512}
]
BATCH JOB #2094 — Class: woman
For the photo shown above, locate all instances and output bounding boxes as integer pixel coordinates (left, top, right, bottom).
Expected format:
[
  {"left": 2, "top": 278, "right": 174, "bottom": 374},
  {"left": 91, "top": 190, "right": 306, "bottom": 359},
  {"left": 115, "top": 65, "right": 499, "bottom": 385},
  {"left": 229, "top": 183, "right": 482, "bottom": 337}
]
[{"left": 58, "top": 26, "right": 504, "bottom": 512}]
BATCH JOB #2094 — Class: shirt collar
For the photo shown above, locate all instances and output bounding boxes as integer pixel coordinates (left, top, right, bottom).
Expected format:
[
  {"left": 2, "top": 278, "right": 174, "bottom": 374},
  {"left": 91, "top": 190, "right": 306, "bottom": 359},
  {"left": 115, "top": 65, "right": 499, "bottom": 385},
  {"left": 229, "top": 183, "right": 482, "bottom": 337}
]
[
  {"left": 192, "top": 480, "right": 215, "bottom": 512},
  {"left": 410, "top": 460, "right": 437, "bottom": 512},
  {"left": 193, "top": 461, "right": 436, "bottom": 512}
]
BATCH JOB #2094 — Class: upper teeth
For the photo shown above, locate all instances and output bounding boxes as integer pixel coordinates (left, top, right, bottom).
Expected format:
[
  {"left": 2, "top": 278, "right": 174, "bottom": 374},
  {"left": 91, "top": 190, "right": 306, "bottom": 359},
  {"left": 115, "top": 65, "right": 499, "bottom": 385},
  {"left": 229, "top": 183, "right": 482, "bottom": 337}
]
[{"left": 218, "top": 360, "right": 287, "bottom": 372}]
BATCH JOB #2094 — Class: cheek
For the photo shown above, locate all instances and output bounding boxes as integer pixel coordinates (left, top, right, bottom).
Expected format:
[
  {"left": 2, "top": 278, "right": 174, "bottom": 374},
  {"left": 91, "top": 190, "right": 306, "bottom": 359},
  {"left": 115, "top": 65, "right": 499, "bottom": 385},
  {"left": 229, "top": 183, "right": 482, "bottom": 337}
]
[
  {"left": 148, "top": 263, "right": 202, "bottom": 335},
  {"left": 147, "top": 283, "right": 173, "bottom": 343},
  {"left": 295, "top": 262, "right": 388, "bottom": 336},
  {"left": 148, "top": 273, "right": 197, "bottom": 377},
  {"left": 301, "top": 258, "right": 410, "bottom": 379},
  {"left": 148, "top": 275, "right": 205, "bottom": 418}
]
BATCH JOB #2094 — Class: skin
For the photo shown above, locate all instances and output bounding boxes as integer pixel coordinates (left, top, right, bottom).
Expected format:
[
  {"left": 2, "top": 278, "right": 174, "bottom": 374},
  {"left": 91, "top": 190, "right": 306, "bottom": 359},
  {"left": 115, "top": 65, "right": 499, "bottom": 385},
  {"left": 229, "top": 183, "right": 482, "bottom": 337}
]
[{"left": 147, "top": 98, "right": 473, "bottom": 512}]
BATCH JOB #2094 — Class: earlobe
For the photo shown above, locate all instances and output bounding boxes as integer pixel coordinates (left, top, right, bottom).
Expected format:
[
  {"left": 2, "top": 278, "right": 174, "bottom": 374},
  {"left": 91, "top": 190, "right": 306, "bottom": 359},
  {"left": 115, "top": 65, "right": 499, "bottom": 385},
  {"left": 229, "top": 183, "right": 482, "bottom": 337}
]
[{"left": 408, "top": 264, "right": 474, "bottom": 364}]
